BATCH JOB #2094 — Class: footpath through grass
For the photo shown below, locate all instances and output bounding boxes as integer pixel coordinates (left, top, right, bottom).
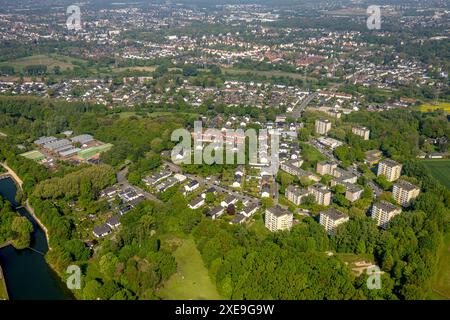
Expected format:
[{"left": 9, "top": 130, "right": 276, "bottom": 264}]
[
  {"left": 158, "top": 237, "right": 222, "bottom": 300},
  {"left": 429, "top": 233, "right": 450, "bottom": 300}
]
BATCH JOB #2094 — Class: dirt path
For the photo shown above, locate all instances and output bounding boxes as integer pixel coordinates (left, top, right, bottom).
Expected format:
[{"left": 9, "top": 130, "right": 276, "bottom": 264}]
[{"left": 1, "top": 162, "right": 23, "bottom": 189}]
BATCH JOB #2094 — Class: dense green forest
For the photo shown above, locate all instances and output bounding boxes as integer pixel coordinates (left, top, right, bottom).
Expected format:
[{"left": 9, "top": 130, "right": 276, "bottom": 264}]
[
  {"left": 0, "top": 196, "right": 33, "bottom": 249},
  {"left": 0, "top": 95, "right": 448, "bottom": 300}
]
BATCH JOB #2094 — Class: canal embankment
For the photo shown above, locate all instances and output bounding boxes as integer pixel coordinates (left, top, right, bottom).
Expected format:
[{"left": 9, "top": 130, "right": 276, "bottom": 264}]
[
  {"left": 0, "top": 165, "right": 72, "bottom": 299},
  {"left": 0, "top": 261, "right": 9, "bottom": 300}
]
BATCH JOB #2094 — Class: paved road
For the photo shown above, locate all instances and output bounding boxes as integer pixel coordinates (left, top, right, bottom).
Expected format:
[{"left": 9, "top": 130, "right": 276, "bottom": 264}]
[
  {"left": 273, "top": 180, "right": 279, "bottom": 204},
  {"left": 367, "top": 181, "right": 383, "bottom": 198},
  {"left": 304, "top": 141, "right": 383, "bottom": 197},
  {"left": 117, "top": 167, "right": 162, "bottom": 203},
  {"left": 290, "top": 92, "right": 317, "bottom": 118},
  {"left": 163, "top": 160, "right": 261, "bottom": 206}
]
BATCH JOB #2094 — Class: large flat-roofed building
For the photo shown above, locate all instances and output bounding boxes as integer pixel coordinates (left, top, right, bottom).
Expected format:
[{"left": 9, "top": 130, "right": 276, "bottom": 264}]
[
  {"left": 315, "top": 119, "right": 332, "bottom": 135},
  {"left": 71, "top": 134, "right": 94, "bottom": 145},
  {"left": 42, "top": 138, "right": 72, "bottom": 151},
  {"left": 371, "top": 200, "right": 402, "bottom": 229},
  {"left": 265, "top": 206, "right": 293, "bottom": 232},
  {"left": 285, "top": 185, "right": 310, "bottom": 205},
  {"left": 59, "top": 147, "right": 81, "bottom": 158},
  {"left": 352, "top": 126, "right": 370, "bottom": 140},
  {"left": 364, "top": 150, "right": 382, "bottom": 166},
  {"left": 34, "top": 136, "right": 57, "bottom": 146},
  {"left": 307, "top": 183, "right": 331, "bottom": 206},
  {"left": 317, "top": 137, "right": 343, "bottom": 149},
  {"left": 316, "top": 160, "right": 338, "bottom": 176},
  {"left": 377, "top": 159, "right": 402, "bottom": 182},
  {"left": 319, "top": 208, "right": 349, "bottom": 235},
  {"left": 345, "top": 183, "right": 364, "bottom": 202},
  {"left": 280, "top": 160, "right": 319, "bottom": 182},
  {"left": 393, "top": 180, "right": 420, "bottom": 207}
]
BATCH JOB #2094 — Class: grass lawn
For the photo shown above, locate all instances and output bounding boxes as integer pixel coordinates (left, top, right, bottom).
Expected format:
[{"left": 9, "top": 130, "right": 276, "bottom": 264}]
[
  {"left": 422, "top": 159, "right": 450, "bottom": 189},
  {"left": 336, "top": 253, "right": 375, "bottom": 265},
  {"left": 223, "top": 67, "right": 313, "bottom": 81},
  {"left": 299, "top": 142, "right": 327, "bottom": 168},
  {"left": 112, "top": 66, "right": 156, "bottom": 73},
  {"left": 0, "top": 268, "right": 8, "bottom": 300},
  {"left": 158, "top": 237, "right": 222, "bottom": 300},
  {"left": 0, "top": 283, "right": 7, "bottom": 300},
  {"left": 418, "top": 102, "right": 450, "bottom": 113},
  {"left": 0, "top": 54, "right": 84, "bottom": 72},
  {"left": 20, "top": 150, "right": 45, "bottom": 161},
  {"left": 247, "top": 213, "right": 270, "bottom": 240},
  {"left": 429, "top": 233, "right": 450, "bottom": 300}
]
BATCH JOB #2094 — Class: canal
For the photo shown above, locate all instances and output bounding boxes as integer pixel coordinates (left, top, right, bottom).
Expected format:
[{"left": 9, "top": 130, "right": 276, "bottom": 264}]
[{"left": 0, "top": 177, "right": 73, "bottom": 300}]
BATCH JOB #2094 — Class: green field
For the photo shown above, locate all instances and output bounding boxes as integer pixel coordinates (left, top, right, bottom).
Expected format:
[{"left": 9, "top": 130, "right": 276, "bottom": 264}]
[
  {"left": 158, "top": 237, "right": 222, "bottom": 300},
  {"left": 419, "top": 102, "right": 450, "bottom": 113},
  {"left": 223, "top": 67, "right": 313, "bottom": 81},
  {"left": 112, "top": 66, "right": 156, "bottom": 73},
  {"left": 20, "top": 150, "right": 45, "bottom": 161},
  {"left": 0, "top": 54, "right": 84, "bottom": 72},
  {"left": 0, "top": 267, "right": 8, "bottom": 300},
  {"left": 112, "top": 111, "right": 174, "bottom": 119},
  {"left": 422, "top": 159, "right": 450, "bottom": 189},
  {"left": 429, "top": 233, "right": 450, "bottom": 300},
  {"left": 299, "top": 142, "right": 327, "bottom": 168},
  {"left": 77, "top": 143, "right": 113, "bottom": 159},
  {"left": 0, "top": 282, "right": 7, "bottom": 300}
]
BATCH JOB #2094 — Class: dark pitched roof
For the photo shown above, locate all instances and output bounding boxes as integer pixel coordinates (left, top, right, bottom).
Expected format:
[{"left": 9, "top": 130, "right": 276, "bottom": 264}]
[
  {"left": 106, "top": 215, "right": 121, "bottom": 227},
  {"left": 207, "top": 206, "right": 224, "bottom": 216},
  {"left": 93, "top": 224, "right": 111, "bottom": 236},
  {"left": 230, "top": 214, "right": 246, "bottom": 224}
]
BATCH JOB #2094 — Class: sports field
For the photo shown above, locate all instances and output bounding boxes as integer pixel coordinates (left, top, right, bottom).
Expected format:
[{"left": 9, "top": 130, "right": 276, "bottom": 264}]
[
  {"left": 77, "top": 143, "right": 113, "bottom": 159},
  {"left": 422, "top": 159, "right": 450, "bottom": 189},
  {"left": 19, "top": 150, "right": 45, "bottom": 161}
]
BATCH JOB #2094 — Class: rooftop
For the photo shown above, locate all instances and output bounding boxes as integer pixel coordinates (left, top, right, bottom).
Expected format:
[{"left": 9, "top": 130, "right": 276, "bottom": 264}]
[
  {"left": 394, "top": 180, "right": 419, "bottom": 191},
  {"left": 380, "top": 158, "right": 401, "bottom": 168},
  {"left": 320, "top": 207, "right": 348, "bottom": 221},
  {"left": 374, "top": 200, "right": 400, "bottom": 213},
  {"left": 267, "top": 205, "right": 291, "bottom": 217}
]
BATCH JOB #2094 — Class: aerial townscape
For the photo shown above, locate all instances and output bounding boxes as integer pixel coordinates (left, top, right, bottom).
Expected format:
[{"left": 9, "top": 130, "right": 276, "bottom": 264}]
[{"left": 0, "top": 0, "right": 449, "bottom": 306}]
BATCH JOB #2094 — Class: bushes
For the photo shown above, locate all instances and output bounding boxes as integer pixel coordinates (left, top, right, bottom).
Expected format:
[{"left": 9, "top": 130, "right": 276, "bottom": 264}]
[{"left": 33, "top": 165, "right": 116, "bottom": 199}]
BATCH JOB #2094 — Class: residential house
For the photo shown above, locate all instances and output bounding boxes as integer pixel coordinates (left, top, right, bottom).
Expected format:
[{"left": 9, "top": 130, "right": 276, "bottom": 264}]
[
  {"left": 93, "top": 224, "right": 111, "bottom": 238},
  {"left": 188, "top": 197, "right": 205, "bottom": 210}
]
